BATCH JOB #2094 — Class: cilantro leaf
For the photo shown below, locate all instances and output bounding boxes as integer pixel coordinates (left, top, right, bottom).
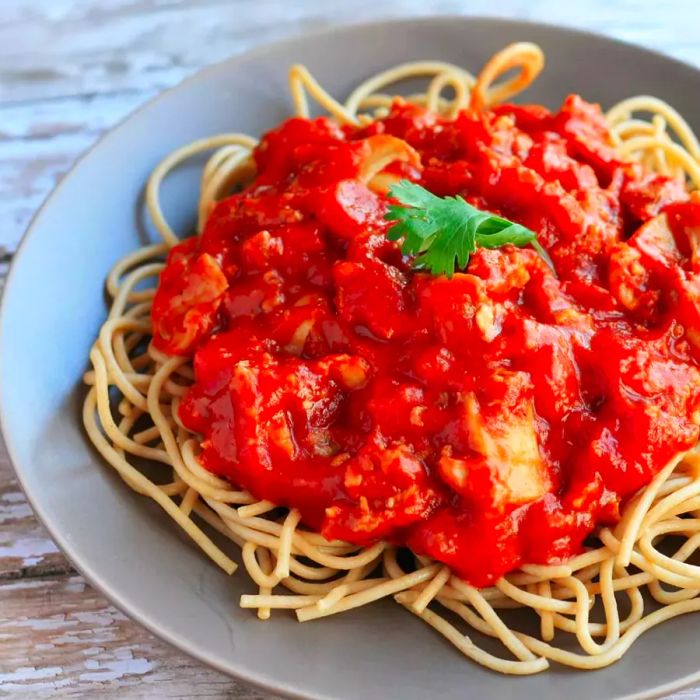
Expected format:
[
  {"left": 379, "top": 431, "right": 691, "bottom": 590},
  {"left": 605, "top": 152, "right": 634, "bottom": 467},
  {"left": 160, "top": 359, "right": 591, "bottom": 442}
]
[{"left": 385, "top": 180, "right": 553, "bottom": 277}]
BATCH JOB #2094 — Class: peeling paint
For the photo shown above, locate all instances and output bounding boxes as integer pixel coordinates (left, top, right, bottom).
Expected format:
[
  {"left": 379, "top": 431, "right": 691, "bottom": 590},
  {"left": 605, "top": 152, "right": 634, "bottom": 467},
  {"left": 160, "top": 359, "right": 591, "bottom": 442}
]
[
  {"left": 0, "top": 665, "right": 61, "bottom": 682},
  {"left": 79, "top": 656, "right": 154, "bottom": 682},
  {"left": 74, "top": 611, "right": 123, "bottom": 626},
  {"left": 0, "top": 485, "right": 35, "bottom": 522},
  {"left": 80, "top": 646, "right": 105, "bottom": 657},
  {"left": 0, "top": 537, "right": 59, "bottom": 562},
  {"left": 1, "top": 491, "right": 25, "bottom": 503}
]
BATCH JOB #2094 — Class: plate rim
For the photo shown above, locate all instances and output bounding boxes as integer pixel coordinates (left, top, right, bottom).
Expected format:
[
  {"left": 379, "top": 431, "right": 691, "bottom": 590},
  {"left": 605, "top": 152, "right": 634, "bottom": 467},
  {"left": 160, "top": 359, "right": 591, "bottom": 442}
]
[{"left": 1, "top": 14, "right": 699, "bottom": 700}]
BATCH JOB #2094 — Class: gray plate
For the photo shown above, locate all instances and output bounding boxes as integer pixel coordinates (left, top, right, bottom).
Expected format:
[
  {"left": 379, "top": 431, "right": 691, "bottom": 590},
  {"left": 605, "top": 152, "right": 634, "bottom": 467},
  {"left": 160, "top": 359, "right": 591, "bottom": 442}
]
[{"left": 1, "top": 16, "right": 699, "bottom": 700}]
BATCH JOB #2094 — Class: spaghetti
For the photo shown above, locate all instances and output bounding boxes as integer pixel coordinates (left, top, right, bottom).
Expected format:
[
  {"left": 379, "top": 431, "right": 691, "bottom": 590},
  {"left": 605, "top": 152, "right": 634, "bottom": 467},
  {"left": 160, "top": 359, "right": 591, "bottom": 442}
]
[{"left": 84, "top": 43, "right": 700, "bottom": 674}]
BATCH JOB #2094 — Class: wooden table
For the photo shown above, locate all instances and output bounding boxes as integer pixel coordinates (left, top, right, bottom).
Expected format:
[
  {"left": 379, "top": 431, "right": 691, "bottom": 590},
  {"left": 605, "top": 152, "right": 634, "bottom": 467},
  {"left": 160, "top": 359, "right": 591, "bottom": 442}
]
[{"left": 2, "top": 1, "right": 700, "bottom": 696}]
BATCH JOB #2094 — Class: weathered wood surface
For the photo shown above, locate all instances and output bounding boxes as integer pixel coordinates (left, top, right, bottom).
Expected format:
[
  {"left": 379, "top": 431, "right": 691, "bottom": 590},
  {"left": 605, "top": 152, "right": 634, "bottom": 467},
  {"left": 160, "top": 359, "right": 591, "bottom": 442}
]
[
  {"left": 2, "top": 0, "right": 700, "bottom": 697},
  {"left": 0, "top": 576, "right": 272, "bottom": 698},
  {"left": 0, "top": 441, "right": 68, "bottom": 582}
]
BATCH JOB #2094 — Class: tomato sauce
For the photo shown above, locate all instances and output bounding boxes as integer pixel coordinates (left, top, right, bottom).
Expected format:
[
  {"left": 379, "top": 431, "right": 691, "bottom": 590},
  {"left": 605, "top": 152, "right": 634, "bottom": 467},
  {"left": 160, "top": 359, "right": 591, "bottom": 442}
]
[{"left": 151, "top": 96, "right": 700, "bottom": 586}]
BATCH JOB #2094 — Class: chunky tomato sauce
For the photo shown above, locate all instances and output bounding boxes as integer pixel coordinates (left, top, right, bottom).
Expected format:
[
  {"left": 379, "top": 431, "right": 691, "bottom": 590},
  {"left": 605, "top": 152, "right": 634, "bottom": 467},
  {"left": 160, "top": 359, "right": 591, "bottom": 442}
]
[{"left": 152, "top": 96, "right": 700, "bottom": 586}]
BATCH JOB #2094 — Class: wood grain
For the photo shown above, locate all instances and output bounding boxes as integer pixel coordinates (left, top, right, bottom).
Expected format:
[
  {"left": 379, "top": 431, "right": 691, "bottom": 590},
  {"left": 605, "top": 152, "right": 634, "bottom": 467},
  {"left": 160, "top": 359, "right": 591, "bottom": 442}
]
[
  {"left": 0, "top": 438, "right": 70, "bottom": 581},
  {"left": 0, "top": 92, "right": 151, "bottom": 255},
  {"left": 2, "top": 1, "right": 700, "bottom": 697},
  {"left": 2, "top": 0, "right": 698, "bottom": 105},
  {"left": 0, "top": 576, "right": 273, "bottom": 698}
]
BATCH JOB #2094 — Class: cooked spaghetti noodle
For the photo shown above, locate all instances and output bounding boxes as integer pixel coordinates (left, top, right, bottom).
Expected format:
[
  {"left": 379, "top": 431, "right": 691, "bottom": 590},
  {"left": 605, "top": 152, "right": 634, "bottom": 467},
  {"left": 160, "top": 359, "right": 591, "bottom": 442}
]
[{"left": 83, "top": 43, "right": 700, "bottom": 674}]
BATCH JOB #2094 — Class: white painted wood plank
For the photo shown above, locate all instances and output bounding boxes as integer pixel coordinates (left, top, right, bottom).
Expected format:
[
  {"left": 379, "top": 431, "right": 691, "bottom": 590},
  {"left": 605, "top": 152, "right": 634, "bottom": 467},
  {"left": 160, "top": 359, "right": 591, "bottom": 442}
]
[
  {"left": 0, "top": 91, "right": 153, "bottom": 254},
  {"left": 0, "top": 575, "right": 276, "bottom": 698},
  {"left": 0, "top": 443, "right": 70, "bottom": 581},
  {"left": 1, "top": 0, "right": 699, "bottom": 104}
]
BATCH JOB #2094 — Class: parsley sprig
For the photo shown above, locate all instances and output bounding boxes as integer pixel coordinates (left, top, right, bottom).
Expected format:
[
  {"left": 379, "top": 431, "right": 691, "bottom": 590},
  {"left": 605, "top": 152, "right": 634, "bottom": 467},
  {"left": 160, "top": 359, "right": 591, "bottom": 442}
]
[{"left": 385, "top": 180, "right": 553, "bottom": 278}]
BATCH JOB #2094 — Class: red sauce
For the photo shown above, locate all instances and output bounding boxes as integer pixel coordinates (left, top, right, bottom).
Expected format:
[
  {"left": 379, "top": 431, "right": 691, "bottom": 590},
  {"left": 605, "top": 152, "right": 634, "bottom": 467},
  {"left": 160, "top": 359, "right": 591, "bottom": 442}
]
[{"left": 151, "top": 96, "right": 700, "bottom": 587}]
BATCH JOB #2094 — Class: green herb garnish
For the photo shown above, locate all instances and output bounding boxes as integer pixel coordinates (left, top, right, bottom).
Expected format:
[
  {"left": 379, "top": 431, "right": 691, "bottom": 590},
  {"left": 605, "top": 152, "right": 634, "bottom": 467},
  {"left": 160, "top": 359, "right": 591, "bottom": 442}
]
[{"left": 385, "top": 180, "right": 553, "bottom": 278}]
